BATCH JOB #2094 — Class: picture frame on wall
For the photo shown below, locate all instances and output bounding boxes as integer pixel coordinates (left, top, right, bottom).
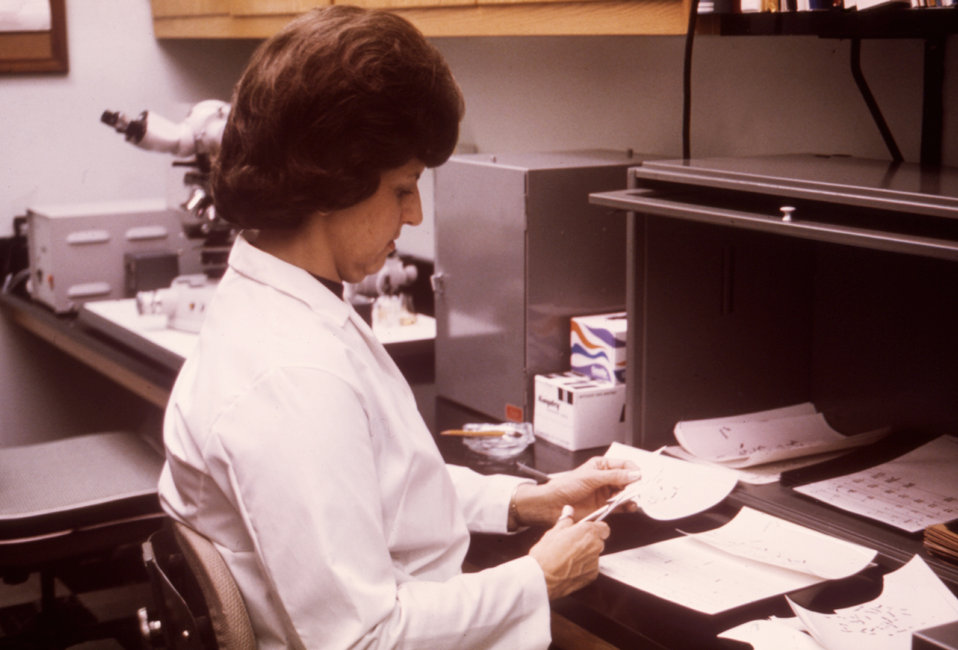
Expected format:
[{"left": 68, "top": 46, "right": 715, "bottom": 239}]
[{"left": 0, "top": 0, "right": 67, "bottom": 74}]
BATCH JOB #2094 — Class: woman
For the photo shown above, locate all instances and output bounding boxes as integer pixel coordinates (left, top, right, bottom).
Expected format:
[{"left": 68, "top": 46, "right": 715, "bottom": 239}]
[{"left": 159, "top": 6, "right": 639, "bottom": 648}]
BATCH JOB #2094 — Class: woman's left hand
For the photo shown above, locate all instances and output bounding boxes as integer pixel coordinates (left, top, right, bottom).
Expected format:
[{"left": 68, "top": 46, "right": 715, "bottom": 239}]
[{"left": 514, "top": 457, "right": 641, "bottom": 527}]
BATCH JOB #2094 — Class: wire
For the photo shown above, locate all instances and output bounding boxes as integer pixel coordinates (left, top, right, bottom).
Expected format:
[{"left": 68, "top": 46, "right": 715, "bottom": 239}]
[
  {"left": 850, "top": 37, "right": 903, "bottom": 163},
  {"left": 2, "top": 268, "right": 30, "bottom": 295},
  {"left": 682, "top": 0, "right": 701, "bottom": 160}
]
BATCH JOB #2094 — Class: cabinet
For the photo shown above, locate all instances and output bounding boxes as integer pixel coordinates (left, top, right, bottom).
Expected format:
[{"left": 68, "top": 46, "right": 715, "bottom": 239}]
[
  {"left": 590, "top": 153, "right": 958, "bottom": 587},
  {"left": 592, "top": 154, "right": 958, "bottom": 449},
  {"left": 149, "top": 0, "right": 693, "bottom": 37},
  {"left": 433, "top": 150, "right": 636, "bottom": 422}
]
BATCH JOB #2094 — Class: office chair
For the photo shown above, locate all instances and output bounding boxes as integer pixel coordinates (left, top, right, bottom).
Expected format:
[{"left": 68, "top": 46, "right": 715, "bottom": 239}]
[
  {"left": 0, "top": 430, "right": 166, "bottom": 646},
  {"left": 140, "top": 519, "right": 255, "bottom": 650}
]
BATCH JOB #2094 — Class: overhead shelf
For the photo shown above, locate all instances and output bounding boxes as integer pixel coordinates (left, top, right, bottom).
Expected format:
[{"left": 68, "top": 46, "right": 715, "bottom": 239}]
[
  {"left": 709, "top": 4, "right": 958, "bottom": 38},
  {"left": 150, "top": 0, "right": 694, "bottom": 38}
]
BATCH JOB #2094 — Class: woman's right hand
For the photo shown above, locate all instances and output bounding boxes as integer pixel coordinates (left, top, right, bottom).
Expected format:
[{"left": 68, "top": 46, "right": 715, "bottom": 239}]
[{"left": 528, "top": 506, "right": 611, "bottom": 600}]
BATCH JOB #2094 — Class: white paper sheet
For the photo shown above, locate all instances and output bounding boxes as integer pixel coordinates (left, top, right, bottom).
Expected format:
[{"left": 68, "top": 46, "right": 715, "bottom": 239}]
[
  {"left": 787, "top": 556, "right": 958, "bottom": 650},
  {"left": 794, "top": 435, "right": 958, "bottom": 533},
  {"left": 675, "top": 407, "right": 888, "bottom": 469},
  {"left": 602, "top": 442, "right": 737, "bottom": 520},
  {"left": 677, "top": 402, "right": 817, "bottom": 435},
  {"left": 665, "top": 444, "right": 847, "bottom": 485},
  {"left": 683, "top": 506, "right": 876, "bottom": 580},
  {"left": 719, "top": 617, "right": 825, "bottom": 650},
  {"left": 599, "top": 507, "right": 876, "bottom": 615},
  {"left": 673, "top": 402, "right": 817, "bottom": 466}
]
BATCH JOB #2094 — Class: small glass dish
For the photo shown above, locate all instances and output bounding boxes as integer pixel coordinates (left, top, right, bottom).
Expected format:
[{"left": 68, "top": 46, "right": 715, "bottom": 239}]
[{"left": 460, "top": 422, "right": 535, "bottom": 460}]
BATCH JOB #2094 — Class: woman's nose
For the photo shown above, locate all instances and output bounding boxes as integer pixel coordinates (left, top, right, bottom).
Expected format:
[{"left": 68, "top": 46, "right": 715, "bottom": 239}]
[{"left": 403, "top": 192, "right": 423, "bottom": 226}]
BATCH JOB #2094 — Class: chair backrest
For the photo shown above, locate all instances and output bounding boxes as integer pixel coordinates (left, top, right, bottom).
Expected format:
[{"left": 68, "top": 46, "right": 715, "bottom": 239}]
[
  {"left": 143, "top": 521, "right": 255, "bottom": 650},
  {"left": 173, "top": 521, "right": 256, "bottom": 650}
]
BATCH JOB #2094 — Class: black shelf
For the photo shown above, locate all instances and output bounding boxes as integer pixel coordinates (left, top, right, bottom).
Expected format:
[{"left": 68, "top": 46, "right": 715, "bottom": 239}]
[
  {"left": 707, "top": 4, "right": 958, "bottom": 38},
  {"left": 698, "top": 4, "right": 956, "bottom": 165}
]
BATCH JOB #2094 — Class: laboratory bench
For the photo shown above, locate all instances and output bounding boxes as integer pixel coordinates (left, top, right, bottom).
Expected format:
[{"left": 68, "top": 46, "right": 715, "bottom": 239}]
[
  {"left": 4, "top": 281, "right": 958, "bottom": 648},
  {"left": 0, "top": 288, "right": 436, "bottom": 410}
]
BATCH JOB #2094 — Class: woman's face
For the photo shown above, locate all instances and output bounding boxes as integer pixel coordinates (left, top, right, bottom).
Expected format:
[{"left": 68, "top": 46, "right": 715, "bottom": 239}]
[{"left": 325, "top": 159, "right": 425, "bottom": 283}]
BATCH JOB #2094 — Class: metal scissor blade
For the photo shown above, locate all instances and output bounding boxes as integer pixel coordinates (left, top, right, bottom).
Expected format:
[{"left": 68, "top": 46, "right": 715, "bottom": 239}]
[{"left": 581, "top": 480, "right": 643, "bottom": 522}]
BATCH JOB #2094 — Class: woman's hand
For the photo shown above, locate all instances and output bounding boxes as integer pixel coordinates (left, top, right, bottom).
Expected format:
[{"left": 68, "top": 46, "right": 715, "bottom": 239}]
[
  {"left": 514, "top": 456, "right": 641, "bottom": 527},
  {"left": 528, "top": 505, "right": 610, "bottom": 600}
]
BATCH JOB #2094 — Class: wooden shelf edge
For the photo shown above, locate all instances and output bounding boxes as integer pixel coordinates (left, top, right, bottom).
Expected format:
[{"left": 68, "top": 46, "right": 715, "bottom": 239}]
[
  {"left": 152, "top": 14, "right": 290, "bottom": 38},
  {"left": 152, "top": 1, "right": 691, "bottom": 38}
]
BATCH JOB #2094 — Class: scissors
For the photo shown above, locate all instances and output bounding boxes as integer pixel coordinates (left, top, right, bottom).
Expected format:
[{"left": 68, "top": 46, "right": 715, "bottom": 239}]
[{"left": 581, "top": 480, "right": 646, "bottom": 522}]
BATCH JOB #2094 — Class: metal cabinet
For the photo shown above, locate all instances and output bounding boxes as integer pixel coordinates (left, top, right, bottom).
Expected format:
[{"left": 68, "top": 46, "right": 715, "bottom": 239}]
[
  {"left": 591, "top": 153, "right": 958, "bottom": 449},
  {"left": 433, "top": 150, "right": 641, "bottom": 422}
]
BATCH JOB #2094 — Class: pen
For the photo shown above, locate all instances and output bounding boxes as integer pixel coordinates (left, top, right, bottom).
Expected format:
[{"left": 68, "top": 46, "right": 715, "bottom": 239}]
[{"left": 514, "top": 461, "right": 551, "bottom": 484}]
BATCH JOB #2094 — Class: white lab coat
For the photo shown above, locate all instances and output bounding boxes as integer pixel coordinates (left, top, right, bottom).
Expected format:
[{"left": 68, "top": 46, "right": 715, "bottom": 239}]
[{"left": 158, "top": 233, "right": 551, "bottom": 649}]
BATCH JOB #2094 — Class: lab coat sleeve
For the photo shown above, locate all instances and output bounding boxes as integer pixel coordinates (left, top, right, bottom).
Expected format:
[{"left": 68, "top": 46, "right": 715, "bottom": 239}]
[
  {"left": 446, "top": 464, "right": 535, "bottom": 534},
  {"left": 207, "top": 366, "right": 551, "bottom": 650}
]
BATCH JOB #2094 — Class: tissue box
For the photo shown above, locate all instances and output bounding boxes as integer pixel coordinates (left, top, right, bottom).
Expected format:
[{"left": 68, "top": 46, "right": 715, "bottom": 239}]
[
  {"left": 534, "top": 371, "right": 626, "bottom": 450},
  {"left": 570, "top": 311, "right": 627, "bottom": 384}
]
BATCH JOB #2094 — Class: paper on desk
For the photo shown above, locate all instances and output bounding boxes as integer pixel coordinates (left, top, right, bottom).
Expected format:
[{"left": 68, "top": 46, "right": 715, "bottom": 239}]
[
  {"left": 598, "top": 507, "right": 876, "bottom": 615},
  {"left": 603, "top": 442, "right": 737, "bottom": 519},
  {"left": 665, "top": 444, "right": 847, "bottom": 485},
  {"left": 719, "top": 617, "right": 824, "bottom": 650},
  {"left": 682, "top": 506, "right": 876, "bottom": 580},
  {"left": 675, "top": 407, "right": 889, "bottom": 469},
  {"left": 787, "top": 555, "right": 958, "bottom": 650},
  {"left": 672, "top": 402, "right": 816, "bottom": 468},
  {"left": 794, "top": 435, "right": 958, "bottom": 533}
]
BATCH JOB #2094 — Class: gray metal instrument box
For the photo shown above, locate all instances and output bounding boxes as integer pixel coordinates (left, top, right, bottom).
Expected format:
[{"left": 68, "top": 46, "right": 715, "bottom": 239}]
[
  {"left": 27, "top": 199, "right": 201, "bottom": 313},
  {"left": 433, "top": 150, "right": 640, "bottom": 423}
]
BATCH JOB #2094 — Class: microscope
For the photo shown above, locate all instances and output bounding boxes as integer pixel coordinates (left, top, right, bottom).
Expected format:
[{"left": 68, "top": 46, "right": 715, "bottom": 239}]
[
  {"left": 101, "top": 100, "right": 419, "bottom": 332},
  {"left": 101, "top": 99, "right": 232, "bottom": 278},
  {"left": 101, "top": 100, "right": 230, "bottom": 332}
]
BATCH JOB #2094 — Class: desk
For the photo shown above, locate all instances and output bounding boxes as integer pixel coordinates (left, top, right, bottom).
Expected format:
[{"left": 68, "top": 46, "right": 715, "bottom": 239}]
[
  {"left": 77, "top": 297, "right": 437, "bottom": 378},
  {"left": 4, "top": 289, "right": 958, "bottom": 648},
  {"left": 0, "top": 291, "right": 435, "bottom": 410},
  {"left": 434, "top": 395, "right": 958, "bottom": 647}
]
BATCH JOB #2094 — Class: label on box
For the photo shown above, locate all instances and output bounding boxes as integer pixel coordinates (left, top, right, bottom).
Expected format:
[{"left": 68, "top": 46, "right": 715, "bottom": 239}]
[
  {"left": 534, "top": 371, "right": 625, "bottom": 451},
  {"left": 571, "top": 311, "right": 627, "bottom": 384}
]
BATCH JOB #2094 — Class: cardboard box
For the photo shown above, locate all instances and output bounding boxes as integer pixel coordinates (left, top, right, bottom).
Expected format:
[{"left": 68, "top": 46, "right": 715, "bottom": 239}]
[
  {"left": 27, "top": 199, "right": 201, "bottom": 313},
  {"left": 533, "top": 371, "right": 626, "bottom": 450},
  {"left": 571, "top": 311, "right": 628, "bottom": 384}
]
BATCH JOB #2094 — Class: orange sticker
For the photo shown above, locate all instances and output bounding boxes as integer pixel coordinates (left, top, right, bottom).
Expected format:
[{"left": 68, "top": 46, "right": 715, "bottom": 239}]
[{"left": 504, "top": 404, "right": 523, "bottom": 422}]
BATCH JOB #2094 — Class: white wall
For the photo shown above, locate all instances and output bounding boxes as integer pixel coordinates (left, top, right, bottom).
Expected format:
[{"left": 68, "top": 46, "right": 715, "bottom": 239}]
[
  {"left": 0, "top": 1, "right": 257, "bottom": 443},
  {"left": 0, "top": 1, "right": 954, "bottom": 442},
  {"left": 0, "top": 1, "right": 257, "bottom": 235},
  {"left": 439, "top": 34, "right": 944, "bottom": 164}
]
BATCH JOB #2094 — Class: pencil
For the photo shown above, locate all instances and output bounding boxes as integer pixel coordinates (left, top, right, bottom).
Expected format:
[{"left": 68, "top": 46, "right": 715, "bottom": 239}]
[{"left": 440, "top": 429, "right": 506, "bottom": 437}]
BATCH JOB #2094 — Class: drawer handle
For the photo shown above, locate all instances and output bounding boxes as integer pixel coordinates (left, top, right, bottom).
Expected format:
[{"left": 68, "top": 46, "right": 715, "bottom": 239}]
[{"left": 66, "top": 229, "right": 110, "bottom": 245}]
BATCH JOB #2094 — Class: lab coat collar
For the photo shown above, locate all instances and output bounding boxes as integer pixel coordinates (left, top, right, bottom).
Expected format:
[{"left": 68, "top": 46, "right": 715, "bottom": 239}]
[{"left": 227, "top": 231, "right": 351, "bottom": 328}]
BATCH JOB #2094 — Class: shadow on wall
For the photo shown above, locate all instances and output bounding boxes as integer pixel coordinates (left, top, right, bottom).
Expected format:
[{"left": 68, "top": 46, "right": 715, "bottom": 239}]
[{"left": 156, "top": 39, "right": 261, "bottom": 102}]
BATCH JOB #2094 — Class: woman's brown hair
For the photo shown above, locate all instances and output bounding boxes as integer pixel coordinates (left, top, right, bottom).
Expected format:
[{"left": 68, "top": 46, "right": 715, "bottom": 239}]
[{"left": 212, "top": 5, "right": 464, "bottom": 229}]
